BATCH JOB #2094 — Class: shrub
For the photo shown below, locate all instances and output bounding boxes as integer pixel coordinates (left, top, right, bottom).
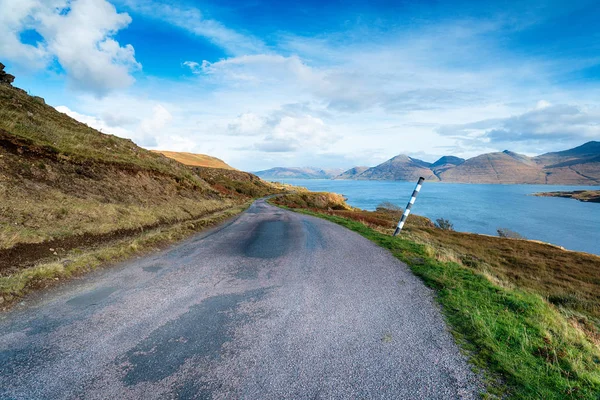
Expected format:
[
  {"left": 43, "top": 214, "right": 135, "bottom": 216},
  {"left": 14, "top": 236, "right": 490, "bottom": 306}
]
[
  {"left": 497, "top": 228, "right": 525, "bottom": 239},
  {"left": 376, "top": 201, "right": 402, "bottom": 213},
  {"left": 435, "top": 218, "right": 454, "bottom": 231}
]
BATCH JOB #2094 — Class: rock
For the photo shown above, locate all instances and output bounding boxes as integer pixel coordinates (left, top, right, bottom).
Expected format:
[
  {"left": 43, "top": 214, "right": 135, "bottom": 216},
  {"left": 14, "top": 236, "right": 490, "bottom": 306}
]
[
  {"left": 0, "top": 62, "right": 16, "bottom": 86},
  {"left": 0, "top": 297, "right": 4, "bottom": 305},
  {"left": 32, "top": 96, "right": 45, "bottom": 104}
]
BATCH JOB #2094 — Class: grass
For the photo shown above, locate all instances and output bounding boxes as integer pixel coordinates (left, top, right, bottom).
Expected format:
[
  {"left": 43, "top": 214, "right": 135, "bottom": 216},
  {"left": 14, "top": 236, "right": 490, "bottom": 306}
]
[
  {"left": 0, "top": 85, "right": 202, "bottom": 184},
  {"left": 271, "top": 194, "right": 600, "bottom": 398},
  {"left": 152, "top": 150, "right": 235, "bottom": 170},
  {"left": 0, "top": 83, "right": 283, "bottom": 255},
  {"left": 0, "top": 204, "right": 247, "bottom": 308}
]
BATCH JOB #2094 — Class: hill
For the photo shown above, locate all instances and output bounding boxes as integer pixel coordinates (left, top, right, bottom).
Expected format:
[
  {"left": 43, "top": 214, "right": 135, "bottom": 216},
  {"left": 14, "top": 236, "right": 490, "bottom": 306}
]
[
  {"left": 335, "top": 166, "right": 369, "bottom": 179},
  {"left": 336, "top": 142, "right": 600, "bottom": 184},
  {"left": 0, "top": 74, "right": 280, "bottom": 281},
  {"left": 254, "top": 167, "right": 344, "bottom": 179},
  {"left": 438, "top": 150, "right": 547, "bottom": 183},
  {"left": 352, "top": 155, "right": 438, "bottom": 181},
  {"left": 430, "top": 156, "right": 465, "bottom": 177},
  {"left": 152, "top": 150, "right": 235, "bottom": 170}
]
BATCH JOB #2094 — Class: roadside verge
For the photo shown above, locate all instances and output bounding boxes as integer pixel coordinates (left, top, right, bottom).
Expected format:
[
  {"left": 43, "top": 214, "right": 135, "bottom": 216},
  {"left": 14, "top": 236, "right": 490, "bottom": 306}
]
[
  {"left": 0, "top": 204, "right": 249, "bottom": 310},
  {"left": 273, "top": 202, "right": 600, "bottom": 399}
]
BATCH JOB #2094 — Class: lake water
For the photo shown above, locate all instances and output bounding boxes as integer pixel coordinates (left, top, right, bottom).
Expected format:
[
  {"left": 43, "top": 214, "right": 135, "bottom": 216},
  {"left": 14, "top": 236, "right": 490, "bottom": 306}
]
[{"left": 277, "top": 179, "right": 600, "bottom": 256}]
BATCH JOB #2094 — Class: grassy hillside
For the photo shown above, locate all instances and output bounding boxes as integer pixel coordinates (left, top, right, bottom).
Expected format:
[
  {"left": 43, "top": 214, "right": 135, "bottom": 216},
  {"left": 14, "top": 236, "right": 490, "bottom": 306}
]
[
  {"left": 272, "top": 193, "right": 600, "bottom": 398},
  {"left": 152, "top": 150, "right": 235, "bottom": 170},
  {"left": 0, "top": 83, "right": 281, "bottom": 284}
]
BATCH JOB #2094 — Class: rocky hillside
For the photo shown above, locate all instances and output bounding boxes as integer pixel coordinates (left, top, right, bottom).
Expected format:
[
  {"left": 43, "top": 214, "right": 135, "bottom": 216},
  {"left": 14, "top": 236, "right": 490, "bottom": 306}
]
[
  {"left": 337, "top": 143, "right": 600, "bottom": 184},
  {"left": 152, "top": 150, "right": 235, "bottom": 170},
  {"left": 0, "top": 70, "right": 279, "bottom": 272},
  {"left": 255, "top": 167, "right": 344, "bottom": 179}
]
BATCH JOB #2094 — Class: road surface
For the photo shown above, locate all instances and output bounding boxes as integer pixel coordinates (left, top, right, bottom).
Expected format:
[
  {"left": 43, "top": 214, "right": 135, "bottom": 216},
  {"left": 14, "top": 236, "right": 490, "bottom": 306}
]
[{"left": 0, "top": 199, "right": 482, "bottom": 399}]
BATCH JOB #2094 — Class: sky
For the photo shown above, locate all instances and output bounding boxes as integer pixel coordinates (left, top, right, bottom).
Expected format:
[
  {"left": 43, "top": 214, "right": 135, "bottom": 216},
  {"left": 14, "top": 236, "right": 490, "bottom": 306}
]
[{"left": 1, "top": 0, "right": 600, "bottom": 171}]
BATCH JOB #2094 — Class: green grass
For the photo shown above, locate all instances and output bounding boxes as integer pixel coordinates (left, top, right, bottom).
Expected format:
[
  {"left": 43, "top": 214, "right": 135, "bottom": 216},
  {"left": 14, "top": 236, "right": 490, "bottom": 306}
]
[{"left": 285, "top": 208, "right": 600, "bottom": 399}]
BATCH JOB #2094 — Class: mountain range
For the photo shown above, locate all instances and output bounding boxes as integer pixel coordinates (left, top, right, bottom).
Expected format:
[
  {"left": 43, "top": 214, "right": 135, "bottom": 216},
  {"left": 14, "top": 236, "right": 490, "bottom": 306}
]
[
  {"left": 254, "top": 167, "right": 345, "bottom": 180},
  {"left": 255, "top": 142, "right": 600, "bottom": 184}
]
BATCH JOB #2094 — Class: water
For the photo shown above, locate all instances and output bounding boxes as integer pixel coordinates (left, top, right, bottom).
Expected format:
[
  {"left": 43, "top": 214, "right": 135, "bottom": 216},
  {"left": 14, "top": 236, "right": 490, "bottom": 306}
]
[{"left": 277, "top": 179, "right": 600, "bottom": 256}]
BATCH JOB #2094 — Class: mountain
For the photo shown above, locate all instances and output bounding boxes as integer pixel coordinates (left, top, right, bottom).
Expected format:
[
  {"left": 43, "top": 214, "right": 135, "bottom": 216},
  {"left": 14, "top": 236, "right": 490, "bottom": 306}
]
[
  {"left": 431, "top": 156, "right": 465, "bottom": 176},
  {"left": 335, "top": 166, "right": 369, "bottom": 179},
  {"left": 330, "top": 141, "right": 600, "bottom": 184},
  {"left": 356, "top": 155, "right": 439, "bottom": 181},
  {"left": 254, "top": 167, "right": 344, "bottom": 179},
  {"left": 152, "top": 150, "right": 235, "bottom": 170},
  {"left": 438, "top": 150, "right": 546, "bottom": 183},
  {"left": 532, "top": 142, "right": 600, "bottom": 184}
]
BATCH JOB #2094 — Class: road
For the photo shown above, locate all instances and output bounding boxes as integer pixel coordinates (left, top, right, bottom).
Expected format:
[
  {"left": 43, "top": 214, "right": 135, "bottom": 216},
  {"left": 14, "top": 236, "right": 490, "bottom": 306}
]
[{"left": 0, "top": 199, "right": 482, "bottom": 399}]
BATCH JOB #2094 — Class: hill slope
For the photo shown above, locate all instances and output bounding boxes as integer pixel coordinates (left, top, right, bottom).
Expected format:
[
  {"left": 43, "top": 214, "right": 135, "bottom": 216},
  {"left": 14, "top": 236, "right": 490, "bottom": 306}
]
[
  {"left": 152, "top": 150, "right": 235, "bottom": 170},
  {"left": 438, "top": 151, "right": 547, "bottom": 183},
  {"left": 0, "top": 80, "right": 278, "bottom": 273},
  {"left": 357, "top": 155, "right": 439, "bottom": 181},
  {"left": 335, "top": 166, "right": 369, "bottom": 179}
]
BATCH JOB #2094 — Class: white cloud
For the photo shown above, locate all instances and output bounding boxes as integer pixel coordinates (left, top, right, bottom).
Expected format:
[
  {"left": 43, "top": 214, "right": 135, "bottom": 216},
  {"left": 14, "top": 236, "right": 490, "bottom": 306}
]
[
  {"left": 227, "top": 113, "right": 265, "bottom": 136},
  {"left": 437, "top": 103, "right": 600, "bottom": 153},
  {"left": 0, "top": 0, "right": 140, "bottom": 95},
  {"left": 55, "top": 105, "right": 133, "bottom": 137},
  {"left": 55, "top": 102, "right": 174, "bottom": 147}
]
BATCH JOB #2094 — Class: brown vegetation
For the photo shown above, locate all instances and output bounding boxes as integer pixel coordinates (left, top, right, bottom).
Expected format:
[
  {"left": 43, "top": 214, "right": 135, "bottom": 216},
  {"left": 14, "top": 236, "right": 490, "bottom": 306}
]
[
  {"left": 152, "top": 150, "right": 235, "bottom": 170},
  {"left": 0, "top": 83, "right": 282, "bottom": 278}
]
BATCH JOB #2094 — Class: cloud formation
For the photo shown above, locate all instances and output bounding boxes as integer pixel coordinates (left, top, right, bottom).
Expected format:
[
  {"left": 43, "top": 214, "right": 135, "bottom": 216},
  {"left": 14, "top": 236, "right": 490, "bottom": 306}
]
[
  {"left": 438, "top": 103, "right": 600, "bottom": 150},
  {"left": 0, "top": 0, "right": 140, "bottom": 95}
]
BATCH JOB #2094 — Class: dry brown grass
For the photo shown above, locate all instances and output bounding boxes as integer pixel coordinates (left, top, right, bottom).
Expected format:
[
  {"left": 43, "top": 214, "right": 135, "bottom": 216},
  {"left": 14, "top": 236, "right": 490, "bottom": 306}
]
[
  {"left": 0, "top": 205, "right": 247, "bottom": 308},
  {"left": 152, "top": 150, "right": 235, "bottom": 170}
]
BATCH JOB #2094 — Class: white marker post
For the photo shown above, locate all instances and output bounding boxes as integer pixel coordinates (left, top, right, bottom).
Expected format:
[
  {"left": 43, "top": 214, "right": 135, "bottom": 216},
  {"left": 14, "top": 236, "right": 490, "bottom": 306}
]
[{"left": 393, "top": 177, "right": 425, "bottom": 236}]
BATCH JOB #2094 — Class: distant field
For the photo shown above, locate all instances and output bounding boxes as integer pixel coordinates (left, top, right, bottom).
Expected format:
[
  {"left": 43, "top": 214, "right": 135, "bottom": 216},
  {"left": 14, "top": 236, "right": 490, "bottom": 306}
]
[{"left": 153, "top": 150, "right": 235, "bottom": 170}]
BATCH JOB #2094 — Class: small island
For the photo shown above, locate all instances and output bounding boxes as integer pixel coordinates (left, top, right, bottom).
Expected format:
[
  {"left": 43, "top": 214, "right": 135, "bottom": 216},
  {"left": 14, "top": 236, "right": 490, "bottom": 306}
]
[{"left": 534, "top": 190, "right": 600, "bottom": 203}]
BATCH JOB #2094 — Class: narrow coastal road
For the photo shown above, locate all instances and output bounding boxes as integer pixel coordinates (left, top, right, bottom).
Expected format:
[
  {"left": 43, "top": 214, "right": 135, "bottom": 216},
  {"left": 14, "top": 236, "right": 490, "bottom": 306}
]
[{"left": 0, "top": 199, "right": 482, "bottom": 399}]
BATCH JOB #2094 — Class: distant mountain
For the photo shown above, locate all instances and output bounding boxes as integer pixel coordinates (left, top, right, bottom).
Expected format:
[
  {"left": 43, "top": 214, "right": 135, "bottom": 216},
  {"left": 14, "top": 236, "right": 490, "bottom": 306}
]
[
  {"left": 335, "top": 141, "right": 600, "bottom": 184},
  {"left": 431, "top": 156, "right": 465, "bottom": 177},
  {"left": 153, "top": 151, "right": 235, "bottom": 170},
  {"left": 335, "top": 166, "right": 369, "bottom": 179},
  {"left": 254, "top": 167, "right": 344, "bottom": 179},
  {"left": 356, "top": 155, "right": 439, "bottom": 181},
  {"left": 438, "top": 151, "right": 546, "bottom": 183}
]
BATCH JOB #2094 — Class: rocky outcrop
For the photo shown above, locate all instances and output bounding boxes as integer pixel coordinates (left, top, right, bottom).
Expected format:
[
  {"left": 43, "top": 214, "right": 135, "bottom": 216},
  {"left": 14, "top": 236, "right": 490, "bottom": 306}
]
[{"left": 0, "top": 63, "right": 16, "bottom": 86}]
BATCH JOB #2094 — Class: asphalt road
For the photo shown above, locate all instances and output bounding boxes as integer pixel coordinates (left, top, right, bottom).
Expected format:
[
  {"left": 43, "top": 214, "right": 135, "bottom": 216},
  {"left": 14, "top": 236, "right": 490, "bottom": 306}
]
[{"left": 0, "top": 199, "right": 483, "bottom": 399}]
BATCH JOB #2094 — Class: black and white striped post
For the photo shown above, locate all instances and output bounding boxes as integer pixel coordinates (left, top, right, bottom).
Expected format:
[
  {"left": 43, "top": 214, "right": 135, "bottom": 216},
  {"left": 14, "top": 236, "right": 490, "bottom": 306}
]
[{"left": 393, "top": 177, "right": 425, "bottom": 236}]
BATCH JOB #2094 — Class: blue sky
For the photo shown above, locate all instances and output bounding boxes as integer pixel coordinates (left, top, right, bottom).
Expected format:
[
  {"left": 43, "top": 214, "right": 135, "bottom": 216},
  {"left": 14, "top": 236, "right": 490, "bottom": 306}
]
[{"left": 1, "top": 0, "right": 600, "bottom": 170}]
